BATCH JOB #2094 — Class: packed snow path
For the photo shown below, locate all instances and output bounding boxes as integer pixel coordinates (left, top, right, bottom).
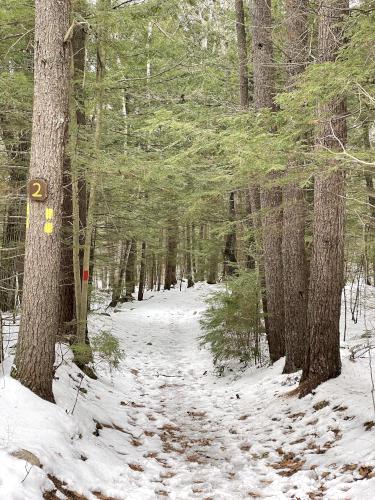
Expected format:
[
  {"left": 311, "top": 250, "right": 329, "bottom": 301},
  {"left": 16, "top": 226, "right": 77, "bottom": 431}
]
[
  {"left": 1, "top": 284, "right": 375, "bottom": 499},
  {"left": 107, "top": 284, "right": 264, "bottom": 499}
]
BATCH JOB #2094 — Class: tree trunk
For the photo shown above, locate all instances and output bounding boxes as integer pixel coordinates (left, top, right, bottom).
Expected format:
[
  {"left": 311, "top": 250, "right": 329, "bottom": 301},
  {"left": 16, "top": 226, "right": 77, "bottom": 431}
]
[
  {"left": 248, "top": 186, "right": 270, "bottom": 337},
  {"left": 251, "top": 0, "right": 275, "bottom": 111},
  {"left": 164, "top": 221, "right": 178, "bottom": 290},
  {"left": 223, "top": 191, "right": 237, "bottom": 277},
  {"left": 282, "top": 183, "right": 308, "bottom": 372},
  {"left": 186, "top": 224, "right": 194, "bottom": 288},
  {"left": 300, "top": 0, "right": 348, "bottom": 395},
  {"left": 12, "top": 0, "right": 70, "bottom": 402},
  {"left": 260, "top": 179, "right": 285, "bottom": 362},
  {"left": 235, "top": 0, "right": 249, "bottom": 109},
  {"left": 149, "top": 252, "right": 156, "bottom": 291},
  {"left": 111, "top": 240, "right": 130, "bottom": 305},
  {"left": 244, "top": 189, "right": 256, "bottom": 270},
  {"left": 125, "top": 239, "right": 137, "bottom": 298},
  {"left": 69, "top": 18, "right": 88, "bottom": 348},
  {"left": 76, "top": 0, "right": 108, "bottom": 345},
  {"left": 59, "top": 13, "right": 87, "bottom": 336},
  {"left": 251, "top": 0, "right": 285, "bottom": 362},
  {"left": 59, "top": 160, "right": 75, "bottom": 340},
  {"left": 282, "top": 0, "right": 309, "bottom": 373},
  {"left": 207, "top": 226, "right": 219, "bottom": 285},
  {"left": 195, "top": 224, "right": 205, "bottom": 281},
  {"left": 138, "top": 241, "right": 147, "bottom": 301},
  {"left": 363, "top": 126, "right": 375, "bottom": 285}
]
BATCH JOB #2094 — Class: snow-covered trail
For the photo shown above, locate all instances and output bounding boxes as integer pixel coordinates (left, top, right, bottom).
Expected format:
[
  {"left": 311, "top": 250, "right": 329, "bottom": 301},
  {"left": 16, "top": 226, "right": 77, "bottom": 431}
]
[
  {"left": 81, "top": 284, "right": 375, "bottom": 500},
  {"left": 109, "top": 284, "right": 259, "bottom": 498},
  {"left": 1, "top": 284, "right": 375, "bottom": 499}
]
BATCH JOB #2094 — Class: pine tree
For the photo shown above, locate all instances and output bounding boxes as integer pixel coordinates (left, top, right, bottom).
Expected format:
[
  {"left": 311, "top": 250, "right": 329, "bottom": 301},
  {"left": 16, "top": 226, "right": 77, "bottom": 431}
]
[
  {"left": 282, "top": 0, "right": 309, "bottom": 374},
  {"left": 251, "top": 0, "right": 285, "bottom": 362},
  {"left": 300, "top": 0, "right": 349, "bottom": 395},
  {"left": 12, "top": 0, "right": 70, "bottom": 402}
]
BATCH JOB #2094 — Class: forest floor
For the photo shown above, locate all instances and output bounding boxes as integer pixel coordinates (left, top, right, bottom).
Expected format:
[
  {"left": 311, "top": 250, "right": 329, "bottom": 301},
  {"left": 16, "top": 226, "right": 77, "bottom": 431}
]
[{"left": 1, "top": 283, "right": 375, "bottom": 499}]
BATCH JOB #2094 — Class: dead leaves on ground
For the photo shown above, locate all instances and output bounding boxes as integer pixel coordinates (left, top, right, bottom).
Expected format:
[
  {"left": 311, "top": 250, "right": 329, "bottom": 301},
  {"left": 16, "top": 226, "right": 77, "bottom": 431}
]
[
  {"left": 128, "top": 463, "right": 144, "bottom": 472},
  {"left": 272, "top": 449, "right": 306, "bottom": 477},
  {"left": 363, "top": 420, "right": 375, "bottom": 431}
]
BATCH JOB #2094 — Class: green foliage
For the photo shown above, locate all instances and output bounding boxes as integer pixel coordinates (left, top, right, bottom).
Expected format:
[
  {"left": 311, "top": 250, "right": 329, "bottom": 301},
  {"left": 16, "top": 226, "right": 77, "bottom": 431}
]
[
  {"left": 71, "top": 331, "right": 124, "bottom": 371},
  {"left": 91, "top": 331, "right": 125, "bottom": 370},
  {"left": 71, "top": 342, "right": 93, "bottom": 367},
  {"left": 200, "top": 270, "right": 265, "bottom": 365}
]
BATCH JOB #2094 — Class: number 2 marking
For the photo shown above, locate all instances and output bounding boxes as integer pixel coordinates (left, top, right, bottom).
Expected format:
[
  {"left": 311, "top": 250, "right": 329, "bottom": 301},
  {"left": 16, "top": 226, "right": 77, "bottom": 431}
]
[{"left": 32, "top": 182, "right": 42, "bottom": 198}]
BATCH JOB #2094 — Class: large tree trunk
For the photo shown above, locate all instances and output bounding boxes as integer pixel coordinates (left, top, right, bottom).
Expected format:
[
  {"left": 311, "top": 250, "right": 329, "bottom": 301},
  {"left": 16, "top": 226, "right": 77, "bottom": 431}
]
[
  {"left": 235, "top": 0, "right": 249, "bottom": 109},
  {"left": 251, "top": 0, "right": 285, "bottom": 362},
  {"left": 300, "top": 0, "right": 348, "bottom": 395},
  {"left": 260, "top": 179, "right": 285, "bottom": 362},
  {"left": 12, "top": 0, "right": 70, "bottom": 402},
  {"left": 282, "top": 0, "right": 309, "bottom": 373},
  {"left": 282, "top": 183, "right": 308, "bottom": 372}
]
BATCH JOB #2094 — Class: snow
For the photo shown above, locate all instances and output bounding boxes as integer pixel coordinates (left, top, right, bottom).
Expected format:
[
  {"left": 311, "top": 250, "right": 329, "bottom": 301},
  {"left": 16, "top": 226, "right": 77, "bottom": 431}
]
[{"left": 1, "top": 282, "right": 375, "bottom": 499}]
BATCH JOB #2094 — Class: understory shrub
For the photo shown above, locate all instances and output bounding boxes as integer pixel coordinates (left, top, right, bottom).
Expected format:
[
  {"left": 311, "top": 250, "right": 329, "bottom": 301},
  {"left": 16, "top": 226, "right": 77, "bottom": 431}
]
[
  {"left": 200, "top": 270, "right": 265, "bottom": 366},
  {"left": 72, "top": 331, "right": 125, "bottom": 372},
  {"left": 91, "top": 330, "right": 125, "bottom": 370}
]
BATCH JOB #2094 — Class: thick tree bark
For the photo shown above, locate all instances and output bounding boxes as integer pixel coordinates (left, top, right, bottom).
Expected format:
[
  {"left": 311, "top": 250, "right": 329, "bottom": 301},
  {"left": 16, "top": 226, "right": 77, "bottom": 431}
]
[
  {"left": 12, "top": 0, "right": 70, "bottom": 402},
  {"left": 282, "top": 0, "right": 309, "bottom": 373},
  {"left": 251, "top": 0, "right": 285, "bottom": 361},
  {"left": 235, "top": 0, "right": 249, "bottom": 109},
  {"left": 251, "top": 0, "right": 274, "bottom": 111},
  {"left": 282, "top": 183, "right": 308, "bottom": 372},
  {"left": 260, "top": 178, "right": 285, "bottom": 361},
  {"left": 300, "top": 0, "right": 348, "bottom": 395}
]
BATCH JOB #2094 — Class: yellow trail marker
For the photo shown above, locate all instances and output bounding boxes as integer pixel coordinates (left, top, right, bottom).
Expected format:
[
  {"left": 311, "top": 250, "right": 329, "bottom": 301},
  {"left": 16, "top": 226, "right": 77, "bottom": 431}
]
[
  {"left": 44, "top": 208, "right": 54, "bottom": 235},
  {"left": 26, "top": 203, "right": 30, "bottom": 229}
]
